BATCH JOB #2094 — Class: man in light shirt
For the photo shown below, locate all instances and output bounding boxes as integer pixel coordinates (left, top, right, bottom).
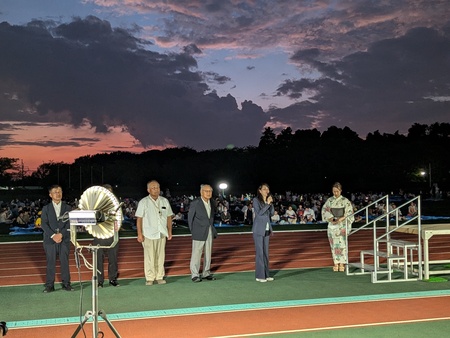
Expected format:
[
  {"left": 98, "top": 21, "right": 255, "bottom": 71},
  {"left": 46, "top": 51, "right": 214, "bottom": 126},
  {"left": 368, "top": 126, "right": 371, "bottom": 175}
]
[{"left": 136, "top": 180, "right": 174, "bottom": 285}]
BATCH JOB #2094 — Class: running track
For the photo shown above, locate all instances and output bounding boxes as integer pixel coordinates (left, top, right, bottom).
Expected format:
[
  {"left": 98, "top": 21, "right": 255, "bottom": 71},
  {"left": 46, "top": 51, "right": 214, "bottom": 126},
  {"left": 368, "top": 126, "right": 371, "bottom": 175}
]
[{"left": 2, "top": 229, "right": 450, "bottom": 337}]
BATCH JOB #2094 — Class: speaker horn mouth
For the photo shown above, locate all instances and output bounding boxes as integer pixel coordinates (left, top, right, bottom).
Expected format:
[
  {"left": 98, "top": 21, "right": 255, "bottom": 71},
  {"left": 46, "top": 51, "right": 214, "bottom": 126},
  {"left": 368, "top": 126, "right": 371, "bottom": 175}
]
[{"left": 77, "top": 185, "right": 123, "bottom": 239}]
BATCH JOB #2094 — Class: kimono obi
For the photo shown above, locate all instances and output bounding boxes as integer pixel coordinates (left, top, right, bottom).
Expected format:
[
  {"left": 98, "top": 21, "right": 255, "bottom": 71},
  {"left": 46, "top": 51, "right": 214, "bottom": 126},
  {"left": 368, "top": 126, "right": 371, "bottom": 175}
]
[{"left": 331, "top": 207, "right": 345, "bottom": 218}]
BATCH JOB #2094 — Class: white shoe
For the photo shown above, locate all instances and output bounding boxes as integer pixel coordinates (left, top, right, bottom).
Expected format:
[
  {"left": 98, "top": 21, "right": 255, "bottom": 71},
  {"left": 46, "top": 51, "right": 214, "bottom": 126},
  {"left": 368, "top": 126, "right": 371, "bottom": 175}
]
[
  {"left": 256, "top": 278, "right": 267, "bottom": 282},
  {"left": 266, "top": 277, "right": 274, "bottom": 281}
]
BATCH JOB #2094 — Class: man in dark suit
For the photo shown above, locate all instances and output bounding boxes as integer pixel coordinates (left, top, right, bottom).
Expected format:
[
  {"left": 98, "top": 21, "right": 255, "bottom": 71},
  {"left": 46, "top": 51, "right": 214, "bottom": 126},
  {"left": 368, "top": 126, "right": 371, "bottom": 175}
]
[
  {"left": 93, "top": 184, "right": 121, "bottom": 288},
  {"left": 188, "top": 184, "right": 218, "bottom": 282},
  {"left": 41, "top": 185, "right": 73, "bottom": 293}
]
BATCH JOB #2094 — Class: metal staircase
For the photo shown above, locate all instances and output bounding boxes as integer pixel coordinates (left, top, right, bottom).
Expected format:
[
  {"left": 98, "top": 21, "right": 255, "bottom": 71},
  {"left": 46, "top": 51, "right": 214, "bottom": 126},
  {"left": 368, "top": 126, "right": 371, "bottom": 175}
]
[{"left": 345, "top": 195, "right": 422, "bottom": 283}]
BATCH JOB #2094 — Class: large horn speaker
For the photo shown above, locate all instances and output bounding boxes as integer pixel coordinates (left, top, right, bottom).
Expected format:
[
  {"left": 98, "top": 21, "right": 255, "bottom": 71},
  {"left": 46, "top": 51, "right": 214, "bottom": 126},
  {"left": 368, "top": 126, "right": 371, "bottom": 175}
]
[
  {"left": 77, "top": 185, "right": 122, "bottom": 239},
  {"left": 69, "top": 185, "right": 123, "bottom": 338}
]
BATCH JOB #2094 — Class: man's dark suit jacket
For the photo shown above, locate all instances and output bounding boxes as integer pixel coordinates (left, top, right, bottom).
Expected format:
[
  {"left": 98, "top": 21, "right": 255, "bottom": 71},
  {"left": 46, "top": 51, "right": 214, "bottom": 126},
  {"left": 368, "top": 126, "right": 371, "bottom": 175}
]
[
  {"left": 41, "top": 202, "right": 72, "bottom": 245},
  {"left": 188, "top": 198, "right": 218, "bottom": 241}
]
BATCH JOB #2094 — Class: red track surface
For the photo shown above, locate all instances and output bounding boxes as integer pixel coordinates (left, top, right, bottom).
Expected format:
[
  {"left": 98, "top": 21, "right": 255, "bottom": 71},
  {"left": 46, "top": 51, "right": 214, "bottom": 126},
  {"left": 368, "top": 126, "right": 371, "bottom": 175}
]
[
  {"left": 2, "top": 230, "right": 449, "bottom": 286},
  {"left": 2, "top": 230, "right": 450, "bottom": 337},
  {"left": 12, "top": 296, "right": 450, "bottom": 338}
]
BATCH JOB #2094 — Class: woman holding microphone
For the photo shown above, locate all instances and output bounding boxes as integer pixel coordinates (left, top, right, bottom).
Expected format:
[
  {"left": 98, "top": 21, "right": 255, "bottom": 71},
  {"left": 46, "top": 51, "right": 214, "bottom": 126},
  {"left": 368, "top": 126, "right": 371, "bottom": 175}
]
[{"left": 252, "top": 183, "right": 275, "bottom": 282}]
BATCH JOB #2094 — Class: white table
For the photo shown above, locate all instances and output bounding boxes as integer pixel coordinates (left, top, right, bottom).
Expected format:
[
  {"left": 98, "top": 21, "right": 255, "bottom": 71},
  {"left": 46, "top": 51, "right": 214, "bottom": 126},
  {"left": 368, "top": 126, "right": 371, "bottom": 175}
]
[{"left": 393, "top": 223, "right": 450, "bottom": 279}]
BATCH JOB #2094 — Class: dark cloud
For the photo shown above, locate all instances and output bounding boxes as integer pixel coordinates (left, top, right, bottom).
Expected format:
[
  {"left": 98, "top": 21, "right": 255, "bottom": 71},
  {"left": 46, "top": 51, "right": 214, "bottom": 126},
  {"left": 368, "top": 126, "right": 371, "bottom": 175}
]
[
  {"left": 108, "top": 145, "right": 137, "bottom": 150},
  {"left": 0, "top": 16, "right": 268, "bottom": 150},
  {"left": 183, "top": 43, "right": 202, "bottom": 55},
  {"left": 102, "top": 1, "right": 450, "bottom": 59},
  {"left": 202, "top": 71, "right": 231, "bottom": 85},
  {"left": 0, "top": 123, "right": 19, "bottom": 131},
  {"left": 38, "top": 141, "right": 83, "bottom": 147},
  {"left": 83, "top": 1, "right": 450, "bottom": 138},
  {"left": 0, "top": 133, "right": 14, "bottom": 147},
  {"left": 2, "top": 1, "right": 450, "bottom": 156},
  {"left": 70, "top": 137, "right": 101, "bottom": 142},
  {"left": 4, "top": 140, "right": 82, "bottom": 147},
  {"left": 271, "top": 27, "right": 450, "bottom": 136}
]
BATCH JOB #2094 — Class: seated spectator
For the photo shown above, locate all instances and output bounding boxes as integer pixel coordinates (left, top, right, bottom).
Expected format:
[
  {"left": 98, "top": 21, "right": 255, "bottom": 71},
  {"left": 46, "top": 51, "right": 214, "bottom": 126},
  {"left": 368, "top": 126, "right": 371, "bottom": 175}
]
[
  {"left": 377, "top": 203, "right": 386, "bottom": 216},
  {"left": 284, "top": 206, "right": 297, "bottom": 224},
  {"left": 389, "top": 203, "right": 405, "bottom": 221},
  {"left": 407, "top": 202, "right": 418, "bottom": 217},
  {"left": 271, "top": 210, "right": 280, "bottom": 224},
  {"left": 15, "top": 208, "right": 31, "bottom": 226},
  {"left": 15, "top": 210, "right": 28, "bottom": 226},
  {"left": 0, "top": 208, "right": 12, "bottom": 224},
  {"left": 172, "top": 211, "right": 187, "bottom": 227},
  {"left": 173, "top": 211, "right": 184, "bottom": 222},
  {"left": 217, "top": 201, "right": 226, "bottom": 214},
  {"left": 244, "top": 203, "right": 254, "bottom": 225},
  {"left": 220, "top": 207, "right": 231, "bottom": 224},
  {"left": 296, "top": 205, "right": 305, "bottom": 223},
  {"left": 303, "top": 205, "right": 316, "bottom": 223},
  {"left": 34, "top": 211, "right": 42, "bottom": 228}
]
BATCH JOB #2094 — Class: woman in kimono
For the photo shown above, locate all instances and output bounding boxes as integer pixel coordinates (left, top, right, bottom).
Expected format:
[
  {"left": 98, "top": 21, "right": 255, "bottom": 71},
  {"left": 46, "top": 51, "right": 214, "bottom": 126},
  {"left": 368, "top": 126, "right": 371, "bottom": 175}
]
[{"left": 321, "top": 182, "right": 354, "bottom": 272}]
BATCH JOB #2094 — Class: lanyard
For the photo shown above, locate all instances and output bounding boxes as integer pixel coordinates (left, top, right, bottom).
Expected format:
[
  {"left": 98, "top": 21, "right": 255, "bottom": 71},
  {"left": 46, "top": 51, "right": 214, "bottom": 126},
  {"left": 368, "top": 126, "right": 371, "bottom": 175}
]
[{"left": 149, "top": 196, "right": 162, "bottom": 217}]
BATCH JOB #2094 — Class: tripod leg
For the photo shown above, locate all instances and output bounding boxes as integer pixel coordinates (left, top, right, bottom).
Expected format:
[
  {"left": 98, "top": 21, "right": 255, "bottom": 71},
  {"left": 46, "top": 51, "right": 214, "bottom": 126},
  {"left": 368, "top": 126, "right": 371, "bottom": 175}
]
[
  {"left": 71, "top": 311, "right": 94, "bottom": 338},
  {"left": 98, "top": 310, "right": 122, "bottom": 338}
]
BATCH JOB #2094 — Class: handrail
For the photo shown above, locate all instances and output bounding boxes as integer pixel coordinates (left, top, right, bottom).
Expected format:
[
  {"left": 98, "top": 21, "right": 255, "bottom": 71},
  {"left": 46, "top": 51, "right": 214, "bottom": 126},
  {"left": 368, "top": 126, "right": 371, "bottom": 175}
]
[
  {"left": 345, "top": 195, "right": 390, "bottom": 271},
  {"left": 375, "top": 195, "right": 422, "bottom": 279},
  {"left": 346, "top": 195, "right": 389, "bottom": 236},
  {"left": 376, "top": 196, "right": 421, "bottom": 241},
  {"left": 345, "top": 194, "right": 422, "bottom": 281}
]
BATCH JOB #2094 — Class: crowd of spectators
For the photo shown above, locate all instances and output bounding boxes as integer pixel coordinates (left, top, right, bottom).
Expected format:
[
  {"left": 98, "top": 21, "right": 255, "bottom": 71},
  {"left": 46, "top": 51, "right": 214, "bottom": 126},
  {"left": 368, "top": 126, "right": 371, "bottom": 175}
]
[
  {"left": 0, "top": 198, "right": 49, "bottom": 234},
  {"left": 0, "top": 188, "right": 444, "bottom": 234}
]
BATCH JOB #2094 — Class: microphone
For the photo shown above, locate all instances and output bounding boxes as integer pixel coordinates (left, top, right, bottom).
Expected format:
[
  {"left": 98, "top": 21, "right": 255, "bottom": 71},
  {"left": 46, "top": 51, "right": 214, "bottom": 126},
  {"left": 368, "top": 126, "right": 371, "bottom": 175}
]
[
  {"left": 95, "top": 210, "right": 105, "bottom": 222},
  {"left": 57, "top": 211, "right": 70, "bottom": 222},
  {"left": 114, "top": 202, "right": 124, "bottom": 213},
  {"left": 105, "top": 202, "right": 124, "bottom": 221}
]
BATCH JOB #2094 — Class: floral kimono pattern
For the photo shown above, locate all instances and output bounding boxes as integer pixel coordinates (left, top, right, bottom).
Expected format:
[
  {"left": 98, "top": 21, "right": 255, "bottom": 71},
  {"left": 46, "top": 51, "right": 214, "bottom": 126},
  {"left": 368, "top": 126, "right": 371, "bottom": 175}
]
[{"left": 321, "top": 195, "right": 354, "bottom": 264}]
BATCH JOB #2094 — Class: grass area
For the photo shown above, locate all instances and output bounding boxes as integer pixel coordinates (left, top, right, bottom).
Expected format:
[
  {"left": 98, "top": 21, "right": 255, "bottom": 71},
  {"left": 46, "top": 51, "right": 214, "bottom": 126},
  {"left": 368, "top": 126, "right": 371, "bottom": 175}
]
[{"left": 3, "top": 268, "right": 450, "bottom": 323}]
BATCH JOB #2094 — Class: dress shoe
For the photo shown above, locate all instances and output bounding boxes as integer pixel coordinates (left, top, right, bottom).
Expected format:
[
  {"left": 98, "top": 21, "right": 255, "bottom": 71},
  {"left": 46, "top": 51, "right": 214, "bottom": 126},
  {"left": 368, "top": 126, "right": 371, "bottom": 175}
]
[
  {"left": 109, "top": 280, "right": 120, "bottom": 287},
  {"left": 191, "top": 276, "right": 202, "bottom": 282},
  {"left": 145, "top": 280, "right": 154, "bottom": 286},
  {"left": 204, "top": 275, "right": 216, "bottom": 281},
  {"left": 43, "top": 286, "right": 55, "bottom": 293},
  {"left": 156, "top": 279, "right": 166, "bottom": 285},
  {"left": 266, "top": 277, "right": 274, "bottom": 281},
  {"left": 255, "top": 278, "right": 267, "bottom": 283},
  {"left": 62, "top": 284, "right": 74, "bottom": 291},
  {"left": 98, "top": 282, "right": 103, "bottom": 288}
]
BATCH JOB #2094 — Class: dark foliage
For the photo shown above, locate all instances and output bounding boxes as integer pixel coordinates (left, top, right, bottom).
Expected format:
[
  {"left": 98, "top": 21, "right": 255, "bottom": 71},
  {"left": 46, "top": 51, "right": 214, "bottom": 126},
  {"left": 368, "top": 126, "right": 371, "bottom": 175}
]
[{"left": 4, "top": 123, "right": 450, "bottom": 199}]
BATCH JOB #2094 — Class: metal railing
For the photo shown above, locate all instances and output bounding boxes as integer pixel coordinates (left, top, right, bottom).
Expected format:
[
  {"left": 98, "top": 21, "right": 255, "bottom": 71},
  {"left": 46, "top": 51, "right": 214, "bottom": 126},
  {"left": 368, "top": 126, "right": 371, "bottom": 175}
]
[{"left": 345, "top": 195, "right": 422, "bottom": 282}]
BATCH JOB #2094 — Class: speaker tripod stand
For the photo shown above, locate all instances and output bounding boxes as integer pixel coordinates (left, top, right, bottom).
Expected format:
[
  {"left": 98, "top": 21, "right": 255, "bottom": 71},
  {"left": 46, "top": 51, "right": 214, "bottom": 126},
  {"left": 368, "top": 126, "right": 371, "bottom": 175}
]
[{"left": 71, "top": 247, "right": 121, "bottom": 338}]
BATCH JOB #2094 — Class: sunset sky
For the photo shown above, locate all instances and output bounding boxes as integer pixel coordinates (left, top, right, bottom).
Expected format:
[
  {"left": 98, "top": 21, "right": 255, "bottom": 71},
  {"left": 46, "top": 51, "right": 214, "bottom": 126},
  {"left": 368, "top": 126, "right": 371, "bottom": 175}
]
[{"left": 1, "top": 0, "right": 450, "bottom": 172}]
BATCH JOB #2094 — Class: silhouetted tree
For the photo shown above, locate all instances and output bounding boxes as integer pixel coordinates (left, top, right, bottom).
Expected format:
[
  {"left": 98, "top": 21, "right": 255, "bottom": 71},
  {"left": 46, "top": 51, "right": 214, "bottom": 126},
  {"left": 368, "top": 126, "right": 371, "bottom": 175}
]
[
  {"left": 407, "top": 123, "right": 428, "bottom": 138},
  {"left": 0, "top": 157, "right": 18, "bottom": 185},
  {"left": 258, "top": 127, "right": 277, "bottom": 148},
  {"left": 276, "top": 127, "right": 294, "bottom": 147},
  {"left": 6, "top": 122, "right": 450, "bottom": 196}
]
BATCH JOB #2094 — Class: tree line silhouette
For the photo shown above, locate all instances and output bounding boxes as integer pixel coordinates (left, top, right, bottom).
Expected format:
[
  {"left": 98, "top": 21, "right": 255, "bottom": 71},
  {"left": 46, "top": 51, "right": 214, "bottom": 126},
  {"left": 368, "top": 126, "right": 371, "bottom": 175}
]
[{"left": 1, "top": 122, "right": 449, "bottom": 199}]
